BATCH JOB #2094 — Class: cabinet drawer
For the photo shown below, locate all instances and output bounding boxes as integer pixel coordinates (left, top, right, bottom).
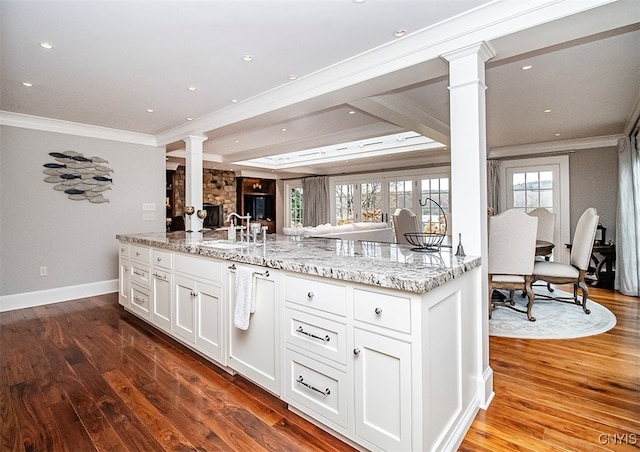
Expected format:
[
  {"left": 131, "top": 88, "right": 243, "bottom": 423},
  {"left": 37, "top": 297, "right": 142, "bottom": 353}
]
[
  {"left": 285, "top": 307, "right": 347, "bottom": 365},
  {"left": 130, "top": 285, "right": 151, "bottom": 318},
  {"left": 174, "top": 253, "right": 222, "bottom": 283},
  {"left": 284, "top": 349, "right": 347, "bottom": 429},
  {"left": 130, "top": 263, "right": 151, "bottom": 288},
  {"left": 285, "top": 275, "right": 346, "bottom": 316},
  {"left": 353, "top": 288, "right": 411, "bottom": 333},
  {"left": 130, "top": 245, "right": 151, "bottom": 263},
  {"left": 152, "top": 249, "right": 173, "bottom": 270},
  {"left": 119, "top": 242, "right": 129, "bottom": 258}
]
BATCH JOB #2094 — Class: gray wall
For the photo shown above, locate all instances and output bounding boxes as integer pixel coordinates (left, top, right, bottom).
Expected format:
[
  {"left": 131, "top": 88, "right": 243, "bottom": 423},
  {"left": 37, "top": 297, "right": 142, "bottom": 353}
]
[
  {"left": 0, "top": 125, "right": 165, "bottom": 297},
  {"left": 569, "top": 146, "right": 618, "bottom": 242}
]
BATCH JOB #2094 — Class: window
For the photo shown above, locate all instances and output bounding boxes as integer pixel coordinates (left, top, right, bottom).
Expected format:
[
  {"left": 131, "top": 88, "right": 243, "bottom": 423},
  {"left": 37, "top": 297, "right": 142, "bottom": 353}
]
[
  {"left": 290, "top": 186, "right": 303, "bottom": 226},
  {"left": 388, "top": 179, "right": 413, "bottom": 211},
  {"left": 335, "top": 183, "right": 355, "bottom": 225},
  {"left": 360, "top": 182, "right": 382, "bottom": 223},
  {"left": 420, "top": 177, "right": 450, "bottom": 231},
  {"left": 511, "top": 170, "right": 553, "bottom": 212}
]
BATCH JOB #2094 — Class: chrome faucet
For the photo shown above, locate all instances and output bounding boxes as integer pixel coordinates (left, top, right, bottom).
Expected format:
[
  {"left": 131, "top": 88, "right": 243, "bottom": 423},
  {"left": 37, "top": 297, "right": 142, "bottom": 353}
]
[{"left": 226, "top": 212, "right": 251, "bottom": 242}]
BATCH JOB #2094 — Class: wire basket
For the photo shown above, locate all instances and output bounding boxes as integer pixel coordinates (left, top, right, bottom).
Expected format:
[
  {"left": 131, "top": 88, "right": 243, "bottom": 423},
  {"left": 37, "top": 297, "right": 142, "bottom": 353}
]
[
  {"left": 404, "top": 232, "right": 445, "bottom": 252},
  {"left": 404, "top": 197, "right": 447, "bottom": 252}
]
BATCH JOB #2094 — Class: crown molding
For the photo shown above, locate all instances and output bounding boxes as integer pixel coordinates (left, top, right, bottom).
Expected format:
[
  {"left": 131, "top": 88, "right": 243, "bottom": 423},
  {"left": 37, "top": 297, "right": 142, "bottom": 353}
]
[
  {"left": 488, "top": 134, "right": 623, "bottom": 159},
  {"left": 0, "top": 111, "right": 157, "bottom": 146}
]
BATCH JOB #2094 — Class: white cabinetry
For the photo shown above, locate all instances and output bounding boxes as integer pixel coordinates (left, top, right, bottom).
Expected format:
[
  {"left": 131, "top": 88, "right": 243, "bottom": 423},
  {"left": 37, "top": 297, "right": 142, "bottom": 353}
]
[
  {"left": 173, "top": 254, "right": 225, "bottom": 365},
  {"left": 128, "top": 245, "right": 151, "bottom": 319},
  {"left": 118, "top": 243, "right": 130, "bottom": 308},
  {"left": 227, "top": 264, "right": 281, "bottom": 395},
  {"left": 151, "top": 248, "right": 173, "bottom": 332}
]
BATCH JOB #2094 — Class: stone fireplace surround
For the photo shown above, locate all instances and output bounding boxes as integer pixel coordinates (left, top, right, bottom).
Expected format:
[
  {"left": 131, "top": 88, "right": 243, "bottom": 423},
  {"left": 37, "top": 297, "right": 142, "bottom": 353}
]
[{"left": 172, "top": 167, "right": 237, "bottom": 225}]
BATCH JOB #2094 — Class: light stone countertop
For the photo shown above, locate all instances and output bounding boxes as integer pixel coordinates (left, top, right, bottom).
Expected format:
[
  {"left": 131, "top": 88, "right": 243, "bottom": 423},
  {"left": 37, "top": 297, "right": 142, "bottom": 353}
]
[{"left": 116, "top": 230, "right": 481, "bottom": 294}]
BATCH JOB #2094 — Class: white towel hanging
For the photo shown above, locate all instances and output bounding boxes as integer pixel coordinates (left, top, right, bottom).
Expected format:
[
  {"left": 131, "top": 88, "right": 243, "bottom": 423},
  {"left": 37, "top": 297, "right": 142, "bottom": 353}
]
[{"left": 233, "top": 266, "right": 255, "bottom": 330}]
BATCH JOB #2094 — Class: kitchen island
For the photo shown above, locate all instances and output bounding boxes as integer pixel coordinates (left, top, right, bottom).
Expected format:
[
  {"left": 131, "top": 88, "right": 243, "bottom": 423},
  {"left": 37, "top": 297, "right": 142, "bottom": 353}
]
[{"left": 117, "top": 231, "right": 484, "bottom": 452}]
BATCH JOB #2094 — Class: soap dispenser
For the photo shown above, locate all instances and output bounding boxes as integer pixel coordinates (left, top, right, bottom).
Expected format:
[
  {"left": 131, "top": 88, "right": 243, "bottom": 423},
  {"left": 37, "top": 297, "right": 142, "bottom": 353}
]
[{"left": 228, "top": 221, "right": 236, "bottom": 240}]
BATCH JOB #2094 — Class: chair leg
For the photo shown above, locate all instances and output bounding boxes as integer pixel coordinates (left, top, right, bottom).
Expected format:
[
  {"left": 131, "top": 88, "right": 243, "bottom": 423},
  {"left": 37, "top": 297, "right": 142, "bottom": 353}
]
[
  {"left": 524, "top": 277, "right": 536, "bottom": 322},
  {"left": 578, "top": 281, "right": 591, "bottom": 314}
]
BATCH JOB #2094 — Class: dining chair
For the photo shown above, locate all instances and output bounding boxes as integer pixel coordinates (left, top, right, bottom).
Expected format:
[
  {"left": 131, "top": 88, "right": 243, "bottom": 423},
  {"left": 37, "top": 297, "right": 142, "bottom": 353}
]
[
  {"left": 488, "top": 209, "right": 539, "bottom": 321},
  {"left": 528, "top": 207, "right": 556, "bottom": 291},
  {"left": 532, "top": 207, "right": 599, "bottom": 314},
  {"left": 392, "top": 208, "right": 421, "bottom": 245}
]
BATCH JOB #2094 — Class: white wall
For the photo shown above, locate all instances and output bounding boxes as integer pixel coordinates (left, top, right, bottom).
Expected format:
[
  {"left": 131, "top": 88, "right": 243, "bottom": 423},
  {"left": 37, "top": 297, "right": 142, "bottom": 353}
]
[{"left": 0, "top": 125, "right": 165, "bottom": 308}]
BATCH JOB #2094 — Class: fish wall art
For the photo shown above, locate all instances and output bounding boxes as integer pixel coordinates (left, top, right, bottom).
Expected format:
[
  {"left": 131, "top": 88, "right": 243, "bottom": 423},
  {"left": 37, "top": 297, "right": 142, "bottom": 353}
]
[{"left": 42, "top": 151, "right": 114, "bottom": 203}]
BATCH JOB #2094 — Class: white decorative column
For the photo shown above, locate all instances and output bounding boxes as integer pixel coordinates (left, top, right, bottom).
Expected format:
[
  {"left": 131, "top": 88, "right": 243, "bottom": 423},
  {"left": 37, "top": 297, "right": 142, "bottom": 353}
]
[
  {"left": 184, "top": 135, "right": 207, "bottom": 233},
  {"left": 442, "top": 41, "right": 495, "bottom": 408}
]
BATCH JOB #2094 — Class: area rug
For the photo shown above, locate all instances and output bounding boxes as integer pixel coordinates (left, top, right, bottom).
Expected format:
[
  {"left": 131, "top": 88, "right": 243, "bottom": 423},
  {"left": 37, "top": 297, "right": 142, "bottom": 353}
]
[{"left": 489, "top": 288, "right": 616, "bottom": 339}]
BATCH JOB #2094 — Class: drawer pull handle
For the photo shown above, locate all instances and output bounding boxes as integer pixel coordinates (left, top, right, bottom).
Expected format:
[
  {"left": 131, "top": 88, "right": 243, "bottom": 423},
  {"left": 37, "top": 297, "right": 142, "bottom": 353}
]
[
  {"left": 353, "top": 348, "right": 361, "bottom": 356},
  {"left": 156, "top": 257, "right": 162, "bottom": 262},
  {"left": 135, "top": 251, "right": 141, "bottom": 257},
  {"left": 132, "top": 270, "right": 145, "bottom": 277},
  {"left": 375, "top": 307, "right": 382, "bottom": 315},
  {"left": 307, "top": 291, "right": 314, "bottom": 299},
  {"left": 133, "top": 296, "right": 145, "bottom": 305},
  {"left": 123, "top": 266, "right": 129, "bottom": 272},
  {"left": 296, "top": 326, "right": 330, "bottom": 342},
  {"left": 190, "top": 291, "right": 199, "bottom": 297},
  {"left": 296, "top": 376, "right": 330, "bottom": 396},
  {"left": 153, "top": 272, "right": 166, "bottom": 280}
]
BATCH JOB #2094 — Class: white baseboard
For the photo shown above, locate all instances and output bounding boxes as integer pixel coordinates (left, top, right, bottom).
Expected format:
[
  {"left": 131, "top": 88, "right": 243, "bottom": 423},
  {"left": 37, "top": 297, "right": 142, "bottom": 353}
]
[
  {"left": 0, "top": 279, "right": 118, "bottom": 312},
  {"left": 481, "top": 366, "right": 495, "bottom": 409}
]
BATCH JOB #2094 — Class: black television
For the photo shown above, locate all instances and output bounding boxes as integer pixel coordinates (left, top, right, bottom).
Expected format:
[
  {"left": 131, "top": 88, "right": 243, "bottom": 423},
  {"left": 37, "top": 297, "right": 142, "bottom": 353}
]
[{"left": 244, "top": 195, "right": 274, "bottom": 221}]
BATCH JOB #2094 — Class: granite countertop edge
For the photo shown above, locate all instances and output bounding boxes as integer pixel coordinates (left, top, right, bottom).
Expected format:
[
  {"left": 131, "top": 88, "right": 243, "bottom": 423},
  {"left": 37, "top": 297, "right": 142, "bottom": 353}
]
[{"left": 117, "top": 232, "right": 481, "bottom": 294}]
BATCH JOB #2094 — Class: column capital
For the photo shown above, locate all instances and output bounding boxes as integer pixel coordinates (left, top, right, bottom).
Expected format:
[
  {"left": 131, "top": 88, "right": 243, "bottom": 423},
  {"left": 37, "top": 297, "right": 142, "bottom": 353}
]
[{"left": 441, "top": 41, "right": 496, "bottom": 64}]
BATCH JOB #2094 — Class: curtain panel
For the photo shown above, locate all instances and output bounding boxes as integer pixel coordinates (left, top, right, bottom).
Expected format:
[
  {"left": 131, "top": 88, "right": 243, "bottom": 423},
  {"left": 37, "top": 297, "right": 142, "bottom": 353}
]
[
  {"left": 487, "top": 160, "right": 500, "bottom": 215},
  {"left": 302, "top": 176, "right": 329, "bottom": 227},
  {"left": 615, "top": 136, "right": 640, "bottom": 296}
]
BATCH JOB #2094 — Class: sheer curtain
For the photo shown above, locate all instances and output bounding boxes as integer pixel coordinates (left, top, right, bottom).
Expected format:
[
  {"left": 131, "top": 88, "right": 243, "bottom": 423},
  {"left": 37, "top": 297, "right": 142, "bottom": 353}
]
[
  {"left": 487, "top": 160, "right": 500, "bottom": 215},
  {"left": 615, "top": 135, "right": 640, "bottom": 296},
  {"left": 302, "top": 176, "right": 329, "bottom": 227}
]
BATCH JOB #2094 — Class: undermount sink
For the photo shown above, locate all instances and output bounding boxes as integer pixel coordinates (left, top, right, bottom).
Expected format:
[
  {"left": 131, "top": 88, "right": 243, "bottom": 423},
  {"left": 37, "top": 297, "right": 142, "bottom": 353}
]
[{"left": 198, "top": 240, "right": 252, "bottom": 250}]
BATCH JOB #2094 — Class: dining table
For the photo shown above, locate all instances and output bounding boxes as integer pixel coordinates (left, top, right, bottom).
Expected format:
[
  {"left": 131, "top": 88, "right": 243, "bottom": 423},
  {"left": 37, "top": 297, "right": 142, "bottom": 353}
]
[{"left": 535, "top": 240, "right": 554, "bottom": 256}]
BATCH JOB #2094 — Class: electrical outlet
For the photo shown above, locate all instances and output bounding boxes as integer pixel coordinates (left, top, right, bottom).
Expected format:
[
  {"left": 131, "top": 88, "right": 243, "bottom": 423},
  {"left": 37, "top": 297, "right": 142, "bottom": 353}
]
[
  {"left": 142, "top": 203, "right": 156, "bottom": 211},
  {"left": 40, "top": 266, "right": 47, "bottom": 276},
  {"left": 143, "top": 213, "right": 156, "bottom": 221}
]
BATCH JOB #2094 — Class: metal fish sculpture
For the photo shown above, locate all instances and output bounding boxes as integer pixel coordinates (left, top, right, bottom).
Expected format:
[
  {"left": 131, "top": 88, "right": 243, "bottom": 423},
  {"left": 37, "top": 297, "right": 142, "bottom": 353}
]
[
  {"left": 64, "top": 188, "right": 86, "bottom": 195},
  {"left": 44, "top": 150, "right": 113, "bottom": 203},
  {"left": 88, "top": 195, "right": 110, "bottom": 203}
]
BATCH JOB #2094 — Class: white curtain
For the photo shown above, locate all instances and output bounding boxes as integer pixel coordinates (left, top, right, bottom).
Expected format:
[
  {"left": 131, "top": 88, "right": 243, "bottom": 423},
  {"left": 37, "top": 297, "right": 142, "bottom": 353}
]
[
  {"left": 302, "top": 176, "right": 329, "bottom": 227},
  {"left": 615, "top": 135, "right": 640, "bottom": 296},
  {"left": 487, "top": 160, "right": 500, "bottom": 215}
]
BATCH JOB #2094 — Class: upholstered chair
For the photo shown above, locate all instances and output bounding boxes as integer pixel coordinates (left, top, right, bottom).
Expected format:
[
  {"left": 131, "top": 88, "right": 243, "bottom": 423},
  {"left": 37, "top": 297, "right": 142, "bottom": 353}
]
[
  {"left": 392, "top": 208, "right": 421, "bottom": 245},
  {"left": 528, "top": 207, "right": 556, "bottom": 291},
  {"left": 488, "top": 209, "right": 539, "bottom": 321},
  {"left": 532, "top": 207, "right": 599, "bottom": 314}
]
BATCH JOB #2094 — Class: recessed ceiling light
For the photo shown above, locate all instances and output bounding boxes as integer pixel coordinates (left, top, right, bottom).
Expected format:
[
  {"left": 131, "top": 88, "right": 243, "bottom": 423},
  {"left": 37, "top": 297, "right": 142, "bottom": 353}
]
[
  {"left": 186, "top": 117, "right": 193, "bottom": 121},
  {"left": 187, "top": 86, "right": 196, "bottom": 91},
  {"left": 281, "top": 128, "right": 287, "bottom": 132},
  {"left": 521, "top": 65, "right": 533, "bottom": 70},
  {"left": 231, "top": 99, "right": 239, "bottom": 103},
  {"left": 39, "top": 42, "right": 53, "bottom": 49},
  {"left": 555, "top": 133, "right": 561, "bottom": 137},
  {"left": 22, "top": 82, "right": 33, "bottom": 87},
  {"left": 288, "top": 74, "right": 297, "bottom": 80},
  {"left": 544, "top": 109, "right": 552, "bottom": 113},
  {"left": 353, "top": 0, "right": 366, "bottom": 3},
  {"left": 234, "top": 140, "right": 240, "bottom": 143},
  {"left": 348, "top": 110, "right": 355, "bottom": 115},
  {"left": 146, "top": 109, "right": 154, "bottom": 113},
  {"left": 394, "top": 29, "right": 407, "bottom": 38},
  {"left": 242, "top": 55, "right": 253, "bottom": 62}
]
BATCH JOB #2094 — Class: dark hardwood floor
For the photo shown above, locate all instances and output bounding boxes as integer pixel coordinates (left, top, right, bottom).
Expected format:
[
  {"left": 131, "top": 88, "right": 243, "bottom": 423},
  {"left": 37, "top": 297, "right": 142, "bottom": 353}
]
[{"left": 1, "top": 285, "right": 638, "bottom": 451}]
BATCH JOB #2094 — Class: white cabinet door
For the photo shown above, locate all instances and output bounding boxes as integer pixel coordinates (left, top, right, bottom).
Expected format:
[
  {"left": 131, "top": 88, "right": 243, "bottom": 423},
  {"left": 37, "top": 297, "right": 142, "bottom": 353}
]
[
  {"left": 119, "top": 257, "right": 130, "bottom": 308},
  {"left": 196, "top": 280, "right": 224, "bottom": 364},
  {"left": 152, "top": 269, "right": 172, "bottom": 332},
  {"left": 173, "top": 275, "right": 196, "bottom": 344},
  {"left": 228, "top": 267, "right": 281, "bottom": 395},
  {"left": 353, "top": 328, "right": 412, "bottom": 452}
]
